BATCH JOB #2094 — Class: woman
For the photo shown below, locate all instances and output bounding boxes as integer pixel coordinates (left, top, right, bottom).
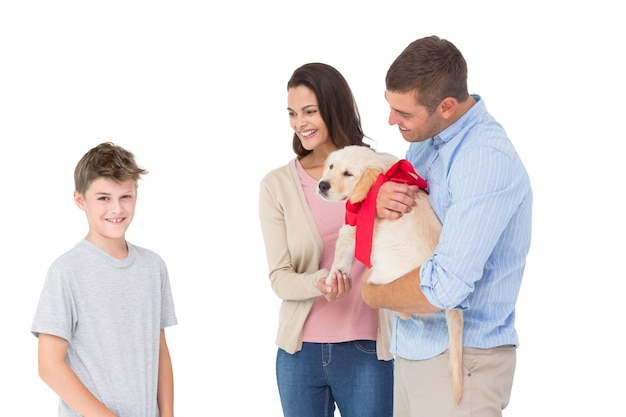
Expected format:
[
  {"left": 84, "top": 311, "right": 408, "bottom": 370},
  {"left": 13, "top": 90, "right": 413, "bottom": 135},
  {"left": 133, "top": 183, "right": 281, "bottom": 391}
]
[{"left": 258, "top": 62, "right": 393, "bottom": 417}]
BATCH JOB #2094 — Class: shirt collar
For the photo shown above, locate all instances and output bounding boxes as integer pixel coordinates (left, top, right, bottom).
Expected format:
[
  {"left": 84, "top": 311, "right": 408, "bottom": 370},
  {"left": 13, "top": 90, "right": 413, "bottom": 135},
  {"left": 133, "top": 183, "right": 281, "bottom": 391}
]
[{"left": 431, "top": 135, "right": 445, "bottom": 150}]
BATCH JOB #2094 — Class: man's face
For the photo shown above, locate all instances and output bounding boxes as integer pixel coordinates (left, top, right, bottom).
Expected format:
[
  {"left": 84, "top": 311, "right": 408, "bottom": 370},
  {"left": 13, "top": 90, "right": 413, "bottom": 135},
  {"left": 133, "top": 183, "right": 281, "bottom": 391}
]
[{"left": 385, "top": 89, "right": 446, "bottom": 143}]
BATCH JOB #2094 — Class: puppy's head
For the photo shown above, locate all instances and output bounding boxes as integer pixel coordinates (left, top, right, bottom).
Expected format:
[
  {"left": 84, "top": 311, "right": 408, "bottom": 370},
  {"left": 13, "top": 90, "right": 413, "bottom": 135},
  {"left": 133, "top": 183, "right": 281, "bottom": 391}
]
[{"left": 317, "top": 145, "right": 399, "bottom": 203}]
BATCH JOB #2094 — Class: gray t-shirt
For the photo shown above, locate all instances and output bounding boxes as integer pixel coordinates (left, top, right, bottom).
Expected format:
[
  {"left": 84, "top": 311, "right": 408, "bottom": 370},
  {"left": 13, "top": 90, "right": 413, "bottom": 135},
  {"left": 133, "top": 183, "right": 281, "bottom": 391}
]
[{"left": 32, "top": 239, "right": 177, "bottom": 417}]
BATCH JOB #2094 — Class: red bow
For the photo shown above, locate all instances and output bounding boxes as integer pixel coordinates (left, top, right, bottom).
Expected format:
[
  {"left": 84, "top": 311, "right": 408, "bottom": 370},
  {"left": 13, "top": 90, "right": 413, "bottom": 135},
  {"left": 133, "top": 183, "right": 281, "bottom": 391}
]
[{"left": 345, "top": 159, "right": 428, "bottom": 268}]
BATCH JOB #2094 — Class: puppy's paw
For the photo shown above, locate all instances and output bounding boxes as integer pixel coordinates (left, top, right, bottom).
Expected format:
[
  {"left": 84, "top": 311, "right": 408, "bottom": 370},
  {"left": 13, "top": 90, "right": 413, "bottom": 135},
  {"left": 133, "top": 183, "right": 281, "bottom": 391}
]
[
  {"left": 325, "top": 269, "right": 341, "bottom": 286},
  {"left": 325, "top": 274, "right": 334, "bottom": 286},
  {"left": 325, "top": 269, "right": 348, "bottom": 286},
  {"left": 397, "top": 312, "right": 411, "bottom": 320}
]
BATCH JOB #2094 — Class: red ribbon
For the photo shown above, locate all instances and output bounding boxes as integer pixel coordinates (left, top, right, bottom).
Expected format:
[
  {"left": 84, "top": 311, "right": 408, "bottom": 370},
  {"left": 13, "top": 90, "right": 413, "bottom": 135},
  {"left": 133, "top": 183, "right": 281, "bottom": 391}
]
[{"left": 345, "top": 159, "right": 428, "bottom": 268}]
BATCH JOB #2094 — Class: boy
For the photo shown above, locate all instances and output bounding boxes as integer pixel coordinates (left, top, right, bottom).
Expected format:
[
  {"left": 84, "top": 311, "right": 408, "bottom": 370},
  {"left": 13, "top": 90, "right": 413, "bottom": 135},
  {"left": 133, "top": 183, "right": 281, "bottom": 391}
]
[{"left": 31, "top": 142, "right": 177, "bottom": 417}]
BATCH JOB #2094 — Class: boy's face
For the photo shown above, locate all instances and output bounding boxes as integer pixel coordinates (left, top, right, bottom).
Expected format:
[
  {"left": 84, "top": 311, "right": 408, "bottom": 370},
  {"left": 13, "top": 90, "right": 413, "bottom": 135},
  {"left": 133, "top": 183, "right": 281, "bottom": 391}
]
[{"left": 74, "top": 177, "right": 137, "bottom": 247}]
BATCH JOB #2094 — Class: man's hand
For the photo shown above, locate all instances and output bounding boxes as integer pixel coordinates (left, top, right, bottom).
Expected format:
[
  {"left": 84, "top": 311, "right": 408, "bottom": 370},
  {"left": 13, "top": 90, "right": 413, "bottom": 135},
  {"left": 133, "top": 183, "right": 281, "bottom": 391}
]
[
  {"left": 360, "top": 274, "right": 385, "bottom": 309},
  {"left": 360, "top": 268, "right": 441, "bottom": 315},
  {"left": 376, "top": 181, "right": 419, "bottom": 219}
]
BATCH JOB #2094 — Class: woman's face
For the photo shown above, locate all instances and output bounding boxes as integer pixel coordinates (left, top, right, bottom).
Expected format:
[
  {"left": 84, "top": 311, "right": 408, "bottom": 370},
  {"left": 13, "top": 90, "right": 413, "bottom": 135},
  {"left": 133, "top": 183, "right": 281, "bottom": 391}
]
[{"left": 287, "top": 85, "right": 330, "bottom": 151}]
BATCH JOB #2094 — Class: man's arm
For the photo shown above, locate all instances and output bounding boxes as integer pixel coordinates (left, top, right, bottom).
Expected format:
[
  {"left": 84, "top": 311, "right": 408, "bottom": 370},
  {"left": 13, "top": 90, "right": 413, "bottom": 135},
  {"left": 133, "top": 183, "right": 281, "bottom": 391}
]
[
  {"left": 157, "top": 329, "right": 174, "bottom": 417},
  {"left": 38, "top": 333, "right": 117, "bottom": 417},
  {"left": 361, "top": 267, "right": 442, "bottom": 315},
  {"left": 365, "top": 181, "right": 441, "bottom": 314}
]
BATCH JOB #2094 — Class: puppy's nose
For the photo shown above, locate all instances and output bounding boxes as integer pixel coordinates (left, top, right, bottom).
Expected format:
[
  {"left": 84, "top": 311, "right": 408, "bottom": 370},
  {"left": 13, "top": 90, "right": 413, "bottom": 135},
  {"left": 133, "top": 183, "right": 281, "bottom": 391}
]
[{"left": 318, "top": 181, "right": 330, "bottom": 193}]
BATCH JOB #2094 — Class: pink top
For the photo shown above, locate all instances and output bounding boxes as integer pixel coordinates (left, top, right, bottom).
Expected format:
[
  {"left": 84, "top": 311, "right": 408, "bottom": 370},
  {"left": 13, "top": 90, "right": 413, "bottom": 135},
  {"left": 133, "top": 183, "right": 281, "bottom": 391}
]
[{"left": 296, "top": 160, "right": 379, "bottom": 343}]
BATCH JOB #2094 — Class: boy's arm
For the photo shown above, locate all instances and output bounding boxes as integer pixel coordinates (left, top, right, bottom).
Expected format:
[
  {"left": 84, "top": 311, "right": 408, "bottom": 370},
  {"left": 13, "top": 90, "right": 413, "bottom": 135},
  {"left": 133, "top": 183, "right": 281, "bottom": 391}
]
[
  {"left": 361, "top": 267, "right": 442, "bottom": 315},
  {"left": 157, "top": 329, "right": 174, "bottom": 417},
  {"left": 38, "top": 333, "right": 117, "bottom": 417}
]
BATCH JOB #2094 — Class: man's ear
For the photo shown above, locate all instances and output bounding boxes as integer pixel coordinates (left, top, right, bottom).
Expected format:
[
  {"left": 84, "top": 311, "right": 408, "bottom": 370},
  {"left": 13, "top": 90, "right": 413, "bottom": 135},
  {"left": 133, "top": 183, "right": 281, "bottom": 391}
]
[
  {"left": 439, "top": 97, "right": 457, "bottom": 119},
  {"left": 74, "top": 190, "right": 86, "bottom": 210},
  {"left": 351, "top": 168, "right": 382, "bottom": 203}
]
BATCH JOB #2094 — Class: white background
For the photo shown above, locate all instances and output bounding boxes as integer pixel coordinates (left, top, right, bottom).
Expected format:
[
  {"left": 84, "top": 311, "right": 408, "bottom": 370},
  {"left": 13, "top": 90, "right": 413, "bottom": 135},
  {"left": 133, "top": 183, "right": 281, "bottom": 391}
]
[{"left": 1, "top": 1, "right": 624, "bottom": 415}]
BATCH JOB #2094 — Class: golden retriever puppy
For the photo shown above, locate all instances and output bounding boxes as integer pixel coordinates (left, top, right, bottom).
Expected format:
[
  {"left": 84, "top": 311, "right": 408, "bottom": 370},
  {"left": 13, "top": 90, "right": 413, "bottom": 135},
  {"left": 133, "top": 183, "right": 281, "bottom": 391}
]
[{"left": 317, "top": 145, "right": 464, "bottom": 405}]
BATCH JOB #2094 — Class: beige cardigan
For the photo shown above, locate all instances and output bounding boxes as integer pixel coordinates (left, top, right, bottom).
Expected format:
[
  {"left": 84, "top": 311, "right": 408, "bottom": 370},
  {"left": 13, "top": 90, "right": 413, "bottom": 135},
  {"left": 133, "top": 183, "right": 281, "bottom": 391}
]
[{"left": 258, "top": 159, "right": 392, "bottom": 360}]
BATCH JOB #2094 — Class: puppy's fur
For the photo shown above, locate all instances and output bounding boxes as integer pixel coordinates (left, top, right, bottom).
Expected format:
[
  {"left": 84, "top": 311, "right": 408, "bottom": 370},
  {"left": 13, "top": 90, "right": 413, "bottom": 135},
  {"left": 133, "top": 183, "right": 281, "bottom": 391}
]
[{"left": 318, "top": 145, "right": 464, "bottom": 405}]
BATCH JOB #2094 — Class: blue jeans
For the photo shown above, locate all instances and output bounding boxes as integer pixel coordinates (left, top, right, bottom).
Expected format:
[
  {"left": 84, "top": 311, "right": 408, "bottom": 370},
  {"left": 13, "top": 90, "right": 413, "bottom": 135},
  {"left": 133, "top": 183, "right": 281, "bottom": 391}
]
[{"left": 276, "top": 341, "right": 393, "bottom": 417}]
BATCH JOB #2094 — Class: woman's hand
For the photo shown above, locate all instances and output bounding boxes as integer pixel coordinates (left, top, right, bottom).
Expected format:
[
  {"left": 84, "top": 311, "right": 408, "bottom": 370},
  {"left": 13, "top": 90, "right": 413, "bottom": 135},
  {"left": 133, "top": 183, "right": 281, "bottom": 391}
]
[{"left": 318, "top": 271, "right": 352, "bottom": 302}]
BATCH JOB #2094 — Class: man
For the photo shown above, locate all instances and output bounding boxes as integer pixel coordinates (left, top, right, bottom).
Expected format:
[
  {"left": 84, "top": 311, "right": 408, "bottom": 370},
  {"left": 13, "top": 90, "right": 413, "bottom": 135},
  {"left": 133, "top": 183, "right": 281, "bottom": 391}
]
[{"left": 362, "top": 36, "right": 532, "bottom": 417}]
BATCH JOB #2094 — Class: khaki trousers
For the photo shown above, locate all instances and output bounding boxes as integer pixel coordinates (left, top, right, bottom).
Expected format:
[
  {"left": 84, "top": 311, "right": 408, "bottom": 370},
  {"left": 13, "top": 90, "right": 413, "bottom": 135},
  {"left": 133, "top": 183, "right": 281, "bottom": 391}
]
[{"left": 394, "top": 345, "right": 516, "bottom": 417}]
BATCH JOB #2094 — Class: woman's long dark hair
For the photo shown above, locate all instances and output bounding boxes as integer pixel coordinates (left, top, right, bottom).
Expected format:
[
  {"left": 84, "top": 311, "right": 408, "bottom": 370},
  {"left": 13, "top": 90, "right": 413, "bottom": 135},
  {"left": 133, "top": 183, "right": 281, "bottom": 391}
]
[{"left": 287, "top": 63, "right": 370, "bottom": 157}]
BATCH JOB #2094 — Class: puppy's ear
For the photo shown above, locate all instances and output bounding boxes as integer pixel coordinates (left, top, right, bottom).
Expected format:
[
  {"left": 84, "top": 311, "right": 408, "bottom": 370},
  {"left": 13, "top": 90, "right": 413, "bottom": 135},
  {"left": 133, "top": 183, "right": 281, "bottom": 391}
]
[{"left": 351, "top": 167, "right": 383, "bottom": 203}]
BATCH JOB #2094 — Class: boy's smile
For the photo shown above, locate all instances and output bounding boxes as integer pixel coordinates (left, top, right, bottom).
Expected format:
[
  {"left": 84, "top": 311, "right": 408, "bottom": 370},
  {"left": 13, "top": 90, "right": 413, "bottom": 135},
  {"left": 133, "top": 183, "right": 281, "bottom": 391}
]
[{"left": 74, "top": 177, "right": 137, "bottom": 257}]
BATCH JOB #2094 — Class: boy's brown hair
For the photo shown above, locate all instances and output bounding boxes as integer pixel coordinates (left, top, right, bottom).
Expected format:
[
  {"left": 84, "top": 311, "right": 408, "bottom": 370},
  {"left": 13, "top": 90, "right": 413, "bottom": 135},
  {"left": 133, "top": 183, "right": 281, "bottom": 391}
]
[{"left": 74, "top": 142, "right": 148, "bottom": 195}]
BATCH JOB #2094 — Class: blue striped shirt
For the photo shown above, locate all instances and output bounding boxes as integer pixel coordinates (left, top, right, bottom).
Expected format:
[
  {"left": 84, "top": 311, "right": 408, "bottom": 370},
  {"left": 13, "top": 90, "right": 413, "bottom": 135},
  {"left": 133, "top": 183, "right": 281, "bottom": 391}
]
[{"left": 391, "top": 95, "right": 533, "bottom": 360}]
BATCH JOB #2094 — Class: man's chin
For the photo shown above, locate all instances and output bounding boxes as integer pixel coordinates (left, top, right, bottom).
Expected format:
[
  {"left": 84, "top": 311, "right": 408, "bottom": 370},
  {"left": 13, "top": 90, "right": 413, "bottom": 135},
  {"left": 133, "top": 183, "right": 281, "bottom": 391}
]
[{"left": 401, "top": 132, "right": 415, "bottom": 142}]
